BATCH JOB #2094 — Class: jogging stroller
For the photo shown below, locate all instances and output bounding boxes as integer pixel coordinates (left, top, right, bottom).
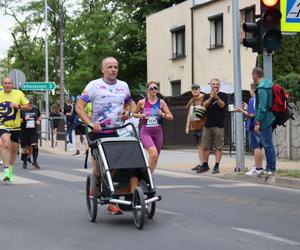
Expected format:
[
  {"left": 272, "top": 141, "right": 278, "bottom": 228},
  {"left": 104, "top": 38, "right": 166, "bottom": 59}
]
[{"left": 85, "top": 123, "right": 161, "bottom": 230}]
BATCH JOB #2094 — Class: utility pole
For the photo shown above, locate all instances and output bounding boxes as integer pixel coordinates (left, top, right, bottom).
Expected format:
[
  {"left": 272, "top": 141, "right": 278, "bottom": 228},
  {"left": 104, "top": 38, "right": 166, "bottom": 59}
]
[
  {"left": 59, "top": 0, "right": 65, "bottom": 112},
  {"left": 45, "top": 0, "right": 49, "bottom": 139},
  {"left": 232, "top": 0, "right": 245, "bottom": 172}
]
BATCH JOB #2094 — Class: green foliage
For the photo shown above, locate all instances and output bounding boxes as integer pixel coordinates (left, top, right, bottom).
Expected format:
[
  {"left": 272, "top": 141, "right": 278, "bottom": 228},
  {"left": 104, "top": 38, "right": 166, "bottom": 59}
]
[
  {"left": 0, "top": 0, "right": 185, "bottom": 96},
  {"left": 276, "top": 73, "right": 300, "bottom": 103}
]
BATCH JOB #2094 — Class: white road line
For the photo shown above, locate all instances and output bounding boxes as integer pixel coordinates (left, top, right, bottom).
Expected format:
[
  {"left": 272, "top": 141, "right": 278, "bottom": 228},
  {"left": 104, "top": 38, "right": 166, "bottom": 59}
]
[
  {"left": 156, "top": 185, "right": 202, "bottom": 189},
  {"left": 31, "top": 170, "right": 85, "bottom": 182},
  {"left": 231, "top": 227, "right": 300, "bottom": 246},
  {"left": 157, "top": 209, "right": 182, "bottom": 216},
  {"left": 155, "top": 169, "right": 199, "bottom": 178},
  {"left": 0, "top": 175, "right": 42, "bottom": 185},
  {"left": 73, "top": 169, "right": 92, "bottom": 174},
  {"left": 209, "top": 183, "right": 260, "bottom": 188}
]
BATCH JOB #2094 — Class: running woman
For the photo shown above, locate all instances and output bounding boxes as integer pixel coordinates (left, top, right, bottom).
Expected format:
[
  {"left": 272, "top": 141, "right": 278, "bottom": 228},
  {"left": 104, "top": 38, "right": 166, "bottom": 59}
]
[{"left": 134, "top": 82, "right": 173, "bottom": 172}]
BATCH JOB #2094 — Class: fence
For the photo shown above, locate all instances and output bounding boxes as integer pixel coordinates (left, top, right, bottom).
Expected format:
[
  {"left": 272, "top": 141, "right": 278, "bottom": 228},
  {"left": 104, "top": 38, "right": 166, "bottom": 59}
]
[{"left": 39, "top": 116, "right": 67, "bottom": 151}]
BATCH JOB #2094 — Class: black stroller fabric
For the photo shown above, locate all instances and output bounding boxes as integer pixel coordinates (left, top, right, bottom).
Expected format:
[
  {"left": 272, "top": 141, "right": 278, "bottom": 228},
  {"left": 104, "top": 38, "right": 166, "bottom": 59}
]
[{"left": 102, "top": 141, "right": 147, "bottom": 170}]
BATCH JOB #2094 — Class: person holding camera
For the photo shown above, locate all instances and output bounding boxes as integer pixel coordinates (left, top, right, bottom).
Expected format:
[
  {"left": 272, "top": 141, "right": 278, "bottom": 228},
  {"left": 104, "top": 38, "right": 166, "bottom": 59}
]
[{"left": 185, "top": 84, "right": 206, "bottom": 171}]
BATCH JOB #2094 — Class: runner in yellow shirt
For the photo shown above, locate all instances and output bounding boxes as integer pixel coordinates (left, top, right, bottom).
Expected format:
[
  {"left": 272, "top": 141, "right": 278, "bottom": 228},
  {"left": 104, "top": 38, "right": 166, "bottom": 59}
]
[{"left": 0, "top": 77, "right": 31, "bottom": 182}]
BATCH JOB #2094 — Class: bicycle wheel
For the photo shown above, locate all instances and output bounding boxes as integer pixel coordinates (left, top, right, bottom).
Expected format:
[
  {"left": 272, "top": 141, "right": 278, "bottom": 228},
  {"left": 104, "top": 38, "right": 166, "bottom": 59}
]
[
  {"left": 133, "top": 187, "right": 146, "bottom": 230},
  {"left": 86, "top": 175, "right": 98, "bottom": 222}
]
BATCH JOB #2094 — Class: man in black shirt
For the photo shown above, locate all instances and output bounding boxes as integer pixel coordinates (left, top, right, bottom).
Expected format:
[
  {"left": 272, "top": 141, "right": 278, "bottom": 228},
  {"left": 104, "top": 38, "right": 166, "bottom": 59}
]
[
  {"left": 20, "top": 97, "right": 41, "bottom": 169},
  {"left": 196, "top": 79, "right": 227, "bottom": 174}
]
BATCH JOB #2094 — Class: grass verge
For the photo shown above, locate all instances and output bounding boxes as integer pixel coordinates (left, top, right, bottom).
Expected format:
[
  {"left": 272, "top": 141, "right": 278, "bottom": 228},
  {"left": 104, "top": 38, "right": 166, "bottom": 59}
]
[{"left": 276, "top": 169, "right": 300, "bottom": 178}]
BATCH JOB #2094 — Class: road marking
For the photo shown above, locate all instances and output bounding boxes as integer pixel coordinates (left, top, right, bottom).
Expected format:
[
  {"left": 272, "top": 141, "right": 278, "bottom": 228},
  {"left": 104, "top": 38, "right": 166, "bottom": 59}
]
[
  {"left": 155, "top": 169, "right": 199, "bottom": 178},
  {"left": 31, "top": 170, "right": 85, "bottom": 182},
  {"left": 231, "top": 227, "right": 300, "bottom": 246},
  {"left": 73, "top": 169, "right": 92, "bottom": 174},
  {"left": 0, "top": 175, "right": 41, "bottom": 185},
  {"left": 156, "top": 185, "right": 202, "bottom": 189},
  {"left": 209, "top": 183, "right": 260, "bottom": 188},
  {"left": 157, "top": 209, "right": 182, "bottom": 216}
]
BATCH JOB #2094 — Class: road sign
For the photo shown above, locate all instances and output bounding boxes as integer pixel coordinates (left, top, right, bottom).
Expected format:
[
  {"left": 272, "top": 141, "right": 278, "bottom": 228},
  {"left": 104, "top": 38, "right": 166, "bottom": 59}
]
[
  {"left": 8, "top": 69, "right": 26, "bottom": 89},
  {"left": 281, "top": 0, "right": 300, "bottom": 32},
  {"left": 22, "top": 82, "right": 57, "bottom": 91}
]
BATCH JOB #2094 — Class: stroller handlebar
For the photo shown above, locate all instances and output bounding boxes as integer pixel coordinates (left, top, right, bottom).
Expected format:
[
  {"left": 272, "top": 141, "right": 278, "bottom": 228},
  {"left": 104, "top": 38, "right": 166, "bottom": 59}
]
[{"left": 87, "top": 123, "right": 138, "bottom": 147}]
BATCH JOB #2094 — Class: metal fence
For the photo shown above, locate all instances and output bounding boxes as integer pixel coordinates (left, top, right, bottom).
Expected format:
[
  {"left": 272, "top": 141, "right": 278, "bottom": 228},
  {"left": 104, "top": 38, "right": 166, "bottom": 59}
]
[{"left": 39, "top": 116, "right": 67, "bottom": 151}]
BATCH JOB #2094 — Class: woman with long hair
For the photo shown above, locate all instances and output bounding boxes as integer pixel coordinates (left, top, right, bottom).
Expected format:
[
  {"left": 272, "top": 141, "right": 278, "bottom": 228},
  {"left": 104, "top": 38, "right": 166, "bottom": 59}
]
[{"left": 134, "top": 81, "right": 173, "bottom": 172}]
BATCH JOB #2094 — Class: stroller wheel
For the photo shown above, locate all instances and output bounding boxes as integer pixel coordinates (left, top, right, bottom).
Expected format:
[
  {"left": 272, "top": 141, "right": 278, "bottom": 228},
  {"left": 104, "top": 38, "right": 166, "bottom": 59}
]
[
  {"left": 133, "top": 187, "right": 146, "bottom": 230},
  {"left": 86, "top": 175, "right": 98, "bottom": 222},
  {"left": 146, "top": 199, "right": 156, "bottom": 219}
]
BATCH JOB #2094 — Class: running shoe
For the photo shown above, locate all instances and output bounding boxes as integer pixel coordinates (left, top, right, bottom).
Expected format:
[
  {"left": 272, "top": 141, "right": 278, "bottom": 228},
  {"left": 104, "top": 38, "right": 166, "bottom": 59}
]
[
  {"left": 22, "top": 161, "right": 27, "bottom": 169},
  {"left": 3, "top": 168, "right": 11, "bottom": 182},
  {"left": 196, "top": 165, "right": 210, "bottom": 173},
  {"left": 107, "top": 204, "right": 123, "bottom": 215},
  {"left": 72, "top": 151, "right": 80, "bottom": 157},
  {"left": 191, "top": 165, "right": 201, "bottom": 171},
  {"left": 32, "top": 162, "right": 40, "bottom": 170},
  {"left": 212, "top": 165, "right": 220, "bottom": 174}
]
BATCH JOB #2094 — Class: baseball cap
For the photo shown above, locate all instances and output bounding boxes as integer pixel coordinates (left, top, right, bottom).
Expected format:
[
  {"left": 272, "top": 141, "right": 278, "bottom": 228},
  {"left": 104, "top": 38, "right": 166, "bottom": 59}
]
[
  {"left": 27, "top": 96, "right": 34, "bottom": 103},
  {"left": 191, "top": 83, "right": 200, "bottom": 89}
]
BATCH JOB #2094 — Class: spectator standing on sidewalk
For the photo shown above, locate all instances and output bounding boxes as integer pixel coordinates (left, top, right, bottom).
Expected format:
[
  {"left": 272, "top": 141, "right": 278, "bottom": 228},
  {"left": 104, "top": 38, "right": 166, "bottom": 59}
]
[
  {"left": 252, "top": 67, "right": 276, "bottom": 175},
  {"left": 185, "top": 83, "right": 206, "bottom": 171},
  {"left": 72, "top": 101, "right": 89, "bottom": 157},
  {"left": 236, "top": 83, "right": 263, "bottom": 176},
  {"left": 50, "top": 104, "right": 61, "bottom": 146},
  {"left": 197, "top": 79, "right": 227, "bottom": 174},
  {"left": 64, "top": 99, "right": 74, "bottom": 145}
]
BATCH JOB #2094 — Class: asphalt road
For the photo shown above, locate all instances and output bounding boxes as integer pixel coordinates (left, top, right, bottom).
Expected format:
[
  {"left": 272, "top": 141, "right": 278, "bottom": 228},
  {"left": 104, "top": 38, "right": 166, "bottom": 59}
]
[{"left": 0, "top": 153, "right": 300, "bottom": 250}]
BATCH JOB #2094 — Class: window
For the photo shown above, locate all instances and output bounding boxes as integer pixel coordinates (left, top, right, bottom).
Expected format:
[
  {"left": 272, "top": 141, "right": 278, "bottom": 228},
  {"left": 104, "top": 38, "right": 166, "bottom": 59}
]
[
  {"left": 171, "top": 26, "right": 185, "bottom": 59},
  {"left": 240, "top": 6, "right": 255, "bottom": 41},
  {"left": 209, "top": 14, "right": 223, "bottom": 49},
  {"left": 170, "top": 80, "right": 181, "bottom": 96}
]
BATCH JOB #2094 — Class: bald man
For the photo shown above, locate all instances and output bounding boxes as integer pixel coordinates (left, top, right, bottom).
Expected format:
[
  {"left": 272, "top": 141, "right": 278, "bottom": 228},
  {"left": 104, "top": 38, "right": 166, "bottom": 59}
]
[
  {"left": 0, "top": 77, "right": 31, "bottom": 182},
  {"left": 76, "top": 57, "right": 134, "bottom": 215}
]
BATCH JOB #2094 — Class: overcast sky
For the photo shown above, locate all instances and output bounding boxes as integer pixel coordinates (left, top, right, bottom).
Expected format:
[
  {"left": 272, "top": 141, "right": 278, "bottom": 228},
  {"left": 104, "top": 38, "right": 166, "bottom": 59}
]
[{"left": 0, "top": 12, "right": 15, "bottom": 59}]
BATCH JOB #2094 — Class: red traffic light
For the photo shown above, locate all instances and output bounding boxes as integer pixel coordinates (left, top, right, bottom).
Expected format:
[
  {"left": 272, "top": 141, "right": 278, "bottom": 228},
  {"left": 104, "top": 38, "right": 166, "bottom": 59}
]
[
  {"left": 261, "top": 0, "right": 279, "bottom": 7},
  {"left": 262, "top": 8, "right": 282, "bottom": 28}
]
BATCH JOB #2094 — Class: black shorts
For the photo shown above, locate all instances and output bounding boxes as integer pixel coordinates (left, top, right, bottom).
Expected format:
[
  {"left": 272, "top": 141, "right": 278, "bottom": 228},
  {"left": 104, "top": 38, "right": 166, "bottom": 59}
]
[
  {"left": 75, "top": 125, "right": 86, "bottom": 135},
  {"left": 20, "top": 129, "right": 39, "bottom": 147},
  {"left": 0, "top": 129, "right": 10, "bottom": 138},
  {"left": 10, "top": 130, "right": 21, "bottom": 143}
]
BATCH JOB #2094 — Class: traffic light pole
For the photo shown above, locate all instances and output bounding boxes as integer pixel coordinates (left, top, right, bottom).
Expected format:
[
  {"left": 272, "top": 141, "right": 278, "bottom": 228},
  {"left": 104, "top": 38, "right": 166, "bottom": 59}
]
[
  {"left": 232, "top": 0, "right": 245, "bottom": 172},
  {"left": 263, "top": 53, "right": 273, "bottom": 81}
]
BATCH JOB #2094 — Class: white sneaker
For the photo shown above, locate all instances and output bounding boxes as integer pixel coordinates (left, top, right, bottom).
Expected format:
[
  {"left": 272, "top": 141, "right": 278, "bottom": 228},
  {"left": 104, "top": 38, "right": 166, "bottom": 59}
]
[
  {"left": 0, "top": 160, "right": 3, "bottom": 166},
  {"left": 245, "top": 168, "right": 258, "bottom": 176}
]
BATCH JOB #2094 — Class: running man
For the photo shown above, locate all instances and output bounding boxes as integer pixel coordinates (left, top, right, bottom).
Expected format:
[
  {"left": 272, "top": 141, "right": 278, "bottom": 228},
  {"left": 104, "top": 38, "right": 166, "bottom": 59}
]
[
  {"left": 20, "top": 96, "right": 41, "bottom": 169},
  {"left": 0, "top": 77, "right": 31, "bottom": 182},
  {"left": 134, "top": 81, "right": 173, "bottom": 173},
  {"left": 76, "top": 57, "right": 134, "bottom": 214}
]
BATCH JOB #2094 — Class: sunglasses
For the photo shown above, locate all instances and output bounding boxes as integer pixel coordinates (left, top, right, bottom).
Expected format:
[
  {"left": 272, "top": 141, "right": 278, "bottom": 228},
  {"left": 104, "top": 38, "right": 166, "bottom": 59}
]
[
  {"left": 191, "top": 87, "right": 200, "bottom": 90},
  {"left": 3, "top": 82, "right": 12, "bottom": 84},
  {"left": 148, "top": 86, "right": 158, "bottom": 91}
]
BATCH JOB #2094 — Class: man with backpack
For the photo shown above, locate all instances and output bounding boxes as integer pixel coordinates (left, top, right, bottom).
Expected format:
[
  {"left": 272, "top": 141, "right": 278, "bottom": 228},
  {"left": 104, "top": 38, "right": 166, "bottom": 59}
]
[{"left": 252, "top": 67, "right": 276, "bottom": 175}]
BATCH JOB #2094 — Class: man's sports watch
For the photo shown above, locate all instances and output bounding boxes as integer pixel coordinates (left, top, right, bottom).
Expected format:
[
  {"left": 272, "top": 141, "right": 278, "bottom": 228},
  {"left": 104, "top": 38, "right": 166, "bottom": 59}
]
[{"left": 87, "top": 122, "right": 94, "bottom": 129}]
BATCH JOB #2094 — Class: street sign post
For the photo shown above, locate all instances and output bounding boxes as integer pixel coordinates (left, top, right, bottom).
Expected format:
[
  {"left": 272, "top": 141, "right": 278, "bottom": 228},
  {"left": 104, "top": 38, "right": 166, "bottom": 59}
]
[
  {"left": 8, "top": 69, "right": 26, "bottom": 89},
  {"left": 281, "top": 0, "right": 300, "bottom": 32},
  {"left": 22, "top": 82, "right": 57, "bottom": 91}
]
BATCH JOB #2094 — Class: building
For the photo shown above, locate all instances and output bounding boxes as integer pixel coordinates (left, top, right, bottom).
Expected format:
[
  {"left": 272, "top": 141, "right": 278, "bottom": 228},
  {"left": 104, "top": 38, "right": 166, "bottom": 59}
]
[{"left": 146, "top": 0, "right": 260, "bottom": 96}]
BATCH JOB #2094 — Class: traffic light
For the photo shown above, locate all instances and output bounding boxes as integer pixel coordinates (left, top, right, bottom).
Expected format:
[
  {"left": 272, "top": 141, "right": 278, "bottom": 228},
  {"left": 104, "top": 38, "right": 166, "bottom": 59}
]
[
  {"left": 243, "top": 19, "right": 262, "bottom": 53},
  {"left": 260, "top": 0, "right": 282, "bottom": 52}
]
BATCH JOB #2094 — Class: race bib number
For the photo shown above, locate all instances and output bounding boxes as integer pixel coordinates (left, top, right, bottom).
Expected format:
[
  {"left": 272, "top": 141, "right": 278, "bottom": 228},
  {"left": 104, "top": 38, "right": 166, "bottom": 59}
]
[
  {"left": 146, "top": 117, "right": 159, "bottom": 127},
  {"left": 116, "top": 127, "right": 130, "bottom": 137},
  {"left": 26, "top": 120, "right": 35, "bottom": 128}
]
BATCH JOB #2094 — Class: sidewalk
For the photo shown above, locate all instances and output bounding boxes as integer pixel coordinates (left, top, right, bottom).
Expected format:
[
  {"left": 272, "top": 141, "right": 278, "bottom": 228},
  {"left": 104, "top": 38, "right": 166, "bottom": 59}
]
[{"left": 39, "top": 139, "right": 300, "bottom": 189}]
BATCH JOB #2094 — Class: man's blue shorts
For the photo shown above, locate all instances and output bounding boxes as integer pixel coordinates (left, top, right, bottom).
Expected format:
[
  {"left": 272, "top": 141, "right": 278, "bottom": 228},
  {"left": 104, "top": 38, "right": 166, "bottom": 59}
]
[{"left": 249, "top": 131, "right": 261, "bottom": 150}]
